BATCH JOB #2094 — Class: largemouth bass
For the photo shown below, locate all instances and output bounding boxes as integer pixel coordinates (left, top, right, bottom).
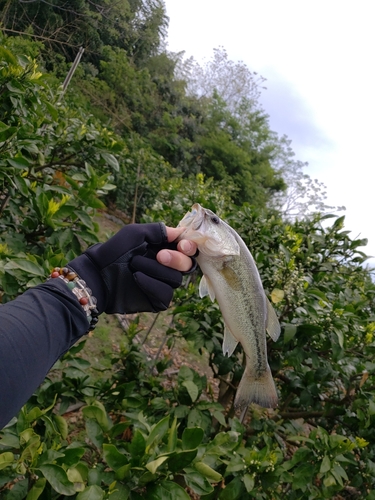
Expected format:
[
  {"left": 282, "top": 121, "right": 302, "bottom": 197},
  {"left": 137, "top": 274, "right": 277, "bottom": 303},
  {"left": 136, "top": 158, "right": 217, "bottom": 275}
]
[{"left": 178, "top": 204, "right": 280, "bottom": 409}]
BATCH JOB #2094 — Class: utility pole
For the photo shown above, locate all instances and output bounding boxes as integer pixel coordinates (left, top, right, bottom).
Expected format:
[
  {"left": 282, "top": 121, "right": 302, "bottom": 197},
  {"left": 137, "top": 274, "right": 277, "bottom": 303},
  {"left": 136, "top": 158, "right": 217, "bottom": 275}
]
[{"left": 61, "top": 46, "right": 85, "bottom": 97}]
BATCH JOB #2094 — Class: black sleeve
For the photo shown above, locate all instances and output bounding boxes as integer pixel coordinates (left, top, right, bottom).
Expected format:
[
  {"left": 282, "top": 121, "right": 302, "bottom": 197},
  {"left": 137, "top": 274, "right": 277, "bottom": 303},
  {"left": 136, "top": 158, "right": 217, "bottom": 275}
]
[{"left": 0, "top": 279, "right": 89, "bottom": 429}]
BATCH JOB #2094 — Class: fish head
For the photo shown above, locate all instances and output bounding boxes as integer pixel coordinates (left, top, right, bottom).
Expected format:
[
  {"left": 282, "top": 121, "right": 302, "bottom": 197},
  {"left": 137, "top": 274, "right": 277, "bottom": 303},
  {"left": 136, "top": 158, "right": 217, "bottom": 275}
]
[{"left": 178, "top": 203, "right": 240, "bottom": 257}]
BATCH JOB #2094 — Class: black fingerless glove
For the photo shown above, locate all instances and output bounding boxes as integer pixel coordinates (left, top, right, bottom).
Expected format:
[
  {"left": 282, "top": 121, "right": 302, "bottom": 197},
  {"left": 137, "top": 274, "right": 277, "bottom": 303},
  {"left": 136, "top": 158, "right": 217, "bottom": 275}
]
[{"left": 68, "top": 223, "right": 183, "bottom": 314}]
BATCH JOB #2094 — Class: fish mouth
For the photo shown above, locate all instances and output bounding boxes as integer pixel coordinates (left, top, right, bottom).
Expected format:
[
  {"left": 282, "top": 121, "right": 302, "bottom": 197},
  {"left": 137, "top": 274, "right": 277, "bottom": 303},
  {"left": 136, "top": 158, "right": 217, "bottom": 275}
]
[
  {"left": 190, "top": 204, "right": 205, "bottom": 229},
  {"left": 179, "top": 203, "right": 205, "bottom": 231}
]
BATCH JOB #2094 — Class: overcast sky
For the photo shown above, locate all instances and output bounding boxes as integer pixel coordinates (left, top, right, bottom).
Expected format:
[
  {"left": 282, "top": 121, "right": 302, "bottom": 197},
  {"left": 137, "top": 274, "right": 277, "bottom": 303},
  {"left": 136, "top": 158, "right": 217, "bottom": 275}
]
[{"left": 163, "top": 0, "right": 375, "bottom": 264}]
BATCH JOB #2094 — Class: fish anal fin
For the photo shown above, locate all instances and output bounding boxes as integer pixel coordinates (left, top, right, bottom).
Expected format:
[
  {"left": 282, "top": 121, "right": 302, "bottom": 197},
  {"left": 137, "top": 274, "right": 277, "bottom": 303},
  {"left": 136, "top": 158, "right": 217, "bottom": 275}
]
[
  {"left": 223, "top": 324, "right": 239, "bottom": 357},
  {"left": 266, "top": 297, "right": 281, "bottom": 341},
  {"left": 199, "top": 274, "right": 216, "bottom": 301}
]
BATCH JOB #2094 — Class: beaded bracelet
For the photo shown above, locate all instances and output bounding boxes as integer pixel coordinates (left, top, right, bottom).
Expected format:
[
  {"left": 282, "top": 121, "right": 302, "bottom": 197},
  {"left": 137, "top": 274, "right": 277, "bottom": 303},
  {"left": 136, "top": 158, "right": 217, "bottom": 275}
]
[{"left": 48, "top": 267, "right": 99, "bottom": 331}]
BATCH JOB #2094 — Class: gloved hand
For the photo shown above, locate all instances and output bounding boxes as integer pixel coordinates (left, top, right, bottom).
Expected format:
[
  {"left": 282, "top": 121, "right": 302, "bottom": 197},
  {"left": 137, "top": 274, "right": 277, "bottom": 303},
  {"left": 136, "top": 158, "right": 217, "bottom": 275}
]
[{"left": 68, "top": 223, "right": 196, "bottom": 315}]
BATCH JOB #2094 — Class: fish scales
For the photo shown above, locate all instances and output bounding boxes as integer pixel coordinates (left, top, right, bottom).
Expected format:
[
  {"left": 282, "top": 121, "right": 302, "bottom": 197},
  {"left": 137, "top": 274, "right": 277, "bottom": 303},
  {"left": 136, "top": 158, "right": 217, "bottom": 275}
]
[{"left": 178, "top": 204, "right": 281, "bottom": 410}]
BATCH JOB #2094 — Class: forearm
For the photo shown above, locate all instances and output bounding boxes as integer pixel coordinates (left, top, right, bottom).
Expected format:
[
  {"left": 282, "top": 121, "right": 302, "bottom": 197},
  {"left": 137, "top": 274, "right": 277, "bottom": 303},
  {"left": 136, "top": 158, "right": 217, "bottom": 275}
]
[
  {"left": 0, "top": 279, "right": 89, "bottom": 428},
  {"left": 0, "top": 223, "right": 196, "bottom": 429}
]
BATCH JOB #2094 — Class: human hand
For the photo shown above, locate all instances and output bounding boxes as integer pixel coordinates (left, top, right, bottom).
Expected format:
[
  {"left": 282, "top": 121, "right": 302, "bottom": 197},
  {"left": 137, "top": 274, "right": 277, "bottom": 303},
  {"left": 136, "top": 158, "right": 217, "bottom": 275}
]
[
  {"left": 68, "top": 223, "right": 198, "bottom": 315},
  {"left": 157, "top": 226, "right": 198, "bottom": 272}
]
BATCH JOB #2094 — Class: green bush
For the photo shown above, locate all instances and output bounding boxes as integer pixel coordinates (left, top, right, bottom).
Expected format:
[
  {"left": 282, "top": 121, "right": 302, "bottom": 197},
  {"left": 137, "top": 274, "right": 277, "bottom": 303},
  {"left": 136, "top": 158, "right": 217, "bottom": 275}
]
[
  {"left": 1, "top": 39, "right": 375, "bottom": 500},
  {"left": 0, "top": 43, "right": 118, "bottom": 301}
]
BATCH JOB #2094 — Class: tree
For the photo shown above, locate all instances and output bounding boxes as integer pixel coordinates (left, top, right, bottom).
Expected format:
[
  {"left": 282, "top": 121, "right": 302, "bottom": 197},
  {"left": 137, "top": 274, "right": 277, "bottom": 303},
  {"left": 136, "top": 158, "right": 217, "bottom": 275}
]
[
  {"left": 0, "top": 0, "right": 168, "bottom": 67},
  {"left": 0, "top": 38, "right": 118, "bottom": 300},
  {"left": 1, "top": 38, "right": 375, "bottom": 500},
  {"left": 196, "top": 93, "right": 285, "bottom": 206},
  {"left": 268, "top": 135, "right": 346, "bottom": 219},
  {"left": 181, "top": 46, "right": 266, "bottom": 115},
  {"left": 180, "top": 48, "right": 341, "bottom": 219}
]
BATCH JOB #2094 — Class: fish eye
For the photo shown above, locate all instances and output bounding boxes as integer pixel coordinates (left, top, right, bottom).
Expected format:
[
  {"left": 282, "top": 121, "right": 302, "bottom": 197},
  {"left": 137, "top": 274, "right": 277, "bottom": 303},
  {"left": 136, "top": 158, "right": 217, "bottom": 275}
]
[{"left": 211, "top": 216, "right": 220, "bottom": 225}]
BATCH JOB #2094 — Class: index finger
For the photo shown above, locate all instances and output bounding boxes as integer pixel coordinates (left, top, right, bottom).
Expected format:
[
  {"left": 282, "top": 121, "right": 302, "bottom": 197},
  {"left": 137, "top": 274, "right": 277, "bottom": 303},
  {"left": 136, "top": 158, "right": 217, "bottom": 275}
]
[
  {"left": 165, "top": 226, "right": 185, "bottom": 242},
  {"left": 165, "top": 226, "right": 197, "bottom": 256}
]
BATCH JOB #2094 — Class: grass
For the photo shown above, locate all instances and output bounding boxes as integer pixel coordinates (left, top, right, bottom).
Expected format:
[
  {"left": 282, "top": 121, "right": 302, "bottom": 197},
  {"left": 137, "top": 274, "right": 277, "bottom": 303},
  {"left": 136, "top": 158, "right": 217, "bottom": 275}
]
[{"left": 81, "top": 313, "right": 125, "bottom": 374}]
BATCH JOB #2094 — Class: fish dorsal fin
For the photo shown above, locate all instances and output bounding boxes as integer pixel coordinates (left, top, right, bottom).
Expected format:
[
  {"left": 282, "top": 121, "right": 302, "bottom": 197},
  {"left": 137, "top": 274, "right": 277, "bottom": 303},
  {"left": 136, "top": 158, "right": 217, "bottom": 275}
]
[
  {"left": 266, "top": 296, "right": 281, "bottom": 341},
  {"left": 199, "top": 274, "right": 216, "bottom": 302},
  {"left": 223, "top": 324, "right": 239, "bottom": 357}
]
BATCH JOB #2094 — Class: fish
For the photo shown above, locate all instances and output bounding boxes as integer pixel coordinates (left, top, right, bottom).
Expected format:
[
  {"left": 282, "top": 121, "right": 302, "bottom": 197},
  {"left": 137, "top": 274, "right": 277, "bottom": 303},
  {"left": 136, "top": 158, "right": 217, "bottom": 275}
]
[{"left": 178, "top": 203, "right": 280, "bottom": 410}]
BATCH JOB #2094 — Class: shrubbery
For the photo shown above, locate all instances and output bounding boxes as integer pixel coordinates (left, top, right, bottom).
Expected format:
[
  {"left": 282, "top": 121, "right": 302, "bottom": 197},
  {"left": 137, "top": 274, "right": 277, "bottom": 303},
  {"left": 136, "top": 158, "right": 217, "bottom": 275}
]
[{"left": 1, "top": 35, "right": 375, "bottom": 500}]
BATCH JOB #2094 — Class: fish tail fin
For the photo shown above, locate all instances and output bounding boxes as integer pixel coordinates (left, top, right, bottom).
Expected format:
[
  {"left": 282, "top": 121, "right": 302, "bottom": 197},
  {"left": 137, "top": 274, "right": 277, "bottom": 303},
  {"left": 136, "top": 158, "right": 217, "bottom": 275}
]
[{"left": 234, "top": 365, "right": 278, "bottom": 410}]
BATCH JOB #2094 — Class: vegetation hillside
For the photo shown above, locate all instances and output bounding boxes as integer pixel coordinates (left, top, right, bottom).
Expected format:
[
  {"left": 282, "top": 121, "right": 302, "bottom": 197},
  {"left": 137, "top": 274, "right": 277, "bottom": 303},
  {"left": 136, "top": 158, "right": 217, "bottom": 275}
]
[{"left": 1, "top": 2, "right": 375, "bottom": 498}]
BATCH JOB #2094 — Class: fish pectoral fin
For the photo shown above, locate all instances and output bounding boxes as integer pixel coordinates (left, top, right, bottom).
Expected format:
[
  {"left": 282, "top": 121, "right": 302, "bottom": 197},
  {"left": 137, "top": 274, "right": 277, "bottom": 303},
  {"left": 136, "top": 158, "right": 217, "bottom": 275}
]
[
  {"left": 223, "top": 324, "right": 239, "bottom": 357},
  {"left": 199, "top": 274, "right": 216, "bottom": 301},
  {"left": 266, "top": 296, "right": 281, "bottom": 341}
]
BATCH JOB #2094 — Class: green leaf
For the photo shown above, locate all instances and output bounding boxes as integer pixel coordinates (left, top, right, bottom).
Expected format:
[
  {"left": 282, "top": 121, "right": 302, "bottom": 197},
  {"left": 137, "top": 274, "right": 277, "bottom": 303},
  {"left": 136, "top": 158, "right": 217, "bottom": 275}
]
[
  {"left": 147, "top": 481, "right": 190, "bottom": 500},
  {"left": 369, "top": 399, "right": 375, "bottom": 416},
  {"left": 8, "top": 156, "right": 31, "bottom": 169},
  {"left": 0, "top": 47, "right": 18, "bottom": 64},
  {"left": 332, "top": 215, "right": 345, "bottom": 229},
  {"left": 0, "top": 433, "right": 20, "bottom": 448},
  {"left": 103, "top": 444, "right": 128, "bottom": 471},
  {"left": 85, "top": 419, "right": 104, "bottom": 449},
  {"left": 129, "top": 429, "right": 146, "bottom": 457},
  {"left": 26, "top": 478, "right": 46, "bottom": 500},
  {"left": 218, "top": 477, "right": 244, "bottom": 499},
  {"left": 187, "top": 409, "right": 211, "bottom": 431},
  {"left": 107, "top": 482, "right": 130, "bottom": 500},
  {"left": 213, "top": 410, "right": 226, "bottom": 426},
  {"left": 243, "top": 473, "right": 255, "bottom": 492},
  {"left": 289, "top": 447, "right": 313, "bottom": 466},
  {"left": 284, "top": 324, "right": 298, "bottom": 343},
  {"left": 38, "top": 464, "right": 76, "bottom": 496},
  {"left": 292, "top": 462, "right": 315, "bottom": 489},
  {"left": 0, "top": 452, "right": 14, "bottom": 470},
  {"left": 45, "top": 102, "right": 58, "bottom": 121},
  {"left": 146, "top": 415, "right": 170, "bottom": 449},
  {"left": 320, "top": 455, "right": 331, "bottom": 474},
  {"left": 0, "top": 125, "right": 16, "bottom": 141},
  {"left": 4, "top": 259, "right": 45, "bottom": 276},
  {"left": 59, "top": 448, "right": 86, "bottom": 468},
  {"left": 335, "top": 328, "right": 344, "bottom": 349},
  {"left": 194, "top": 462, "right": 222, "bottom": 482},
  {"left": 115, "top": 463, "right": 131, "bottom": 481},
  {"left": 167, "top": 417, "right": 177, "bottom": 453},
  {"left": 81, "top": 194, "right": 105, "bottom": 209},
  {"left": 7, "top": 79, "right": 24, "bottom": 93},
  {"left": 101, "top": 152, "right": 119, "bottom": 171},
  {"left": 76, "top": 485, "right": 105, "bottom": 500},
  {"left": 146, "top": 455, "right": 169, "bottom": 474},
  {"left": 323, "top": 473, "right": 336, "bottom": 487},
  {"left": 332, "top": 462, "right": 348, "bottom": 482},
  {"left": 53, "top": 415, "right": 68, "bottom": 439},
  {"left": 82, "top": 402, "right": 112, "bottom": 431},
  {"left": 76, "top": 210, "right": 95, "bottom": 230},
  {"left": 184, "top": 471, "right": 214, "bottom": 495},
  {"left": 168, "top": 449, "right": 198, "bottom": 473},
  {"left": 182, "top": 380, "right": 199, "bottom": 402},
  {"left": 67, "top": 466, "right": 85, "bottom": 490},
  {"left": 13, "top": 176, "right": 29, "bottom": 196},
  {"left": 182, "top": 427, "right": 204, "bottom": 450}
]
